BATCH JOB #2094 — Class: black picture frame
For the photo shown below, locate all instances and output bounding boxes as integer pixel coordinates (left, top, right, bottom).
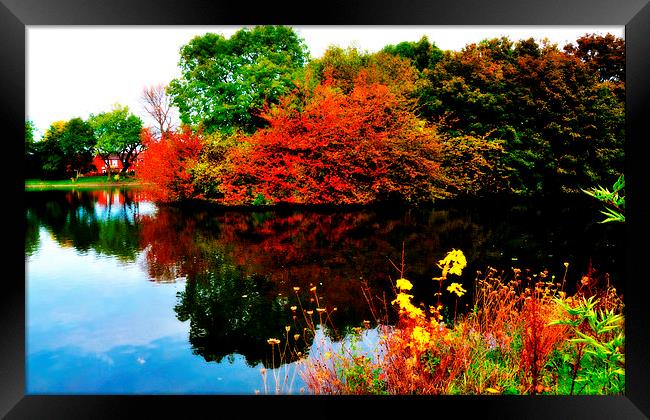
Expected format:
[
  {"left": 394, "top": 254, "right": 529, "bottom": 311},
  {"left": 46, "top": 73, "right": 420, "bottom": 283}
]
[{"left": 4, "top": 0, "right": 649, "bottom": 418}]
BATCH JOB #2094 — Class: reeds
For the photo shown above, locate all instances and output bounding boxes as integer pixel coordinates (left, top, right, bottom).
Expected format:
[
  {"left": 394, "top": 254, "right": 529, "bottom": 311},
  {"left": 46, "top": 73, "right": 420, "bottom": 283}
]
[{"left": 260, "top": 250, "right": 625, "bottom": 395}]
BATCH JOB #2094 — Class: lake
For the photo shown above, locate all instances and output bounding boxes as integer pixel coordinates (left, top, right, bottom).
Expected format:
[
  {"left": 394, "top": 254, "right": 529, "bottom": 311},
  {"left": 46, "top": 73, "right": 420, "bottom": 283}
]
[{"left": 25, "top": 188, "right": 624, "bottom": 394}]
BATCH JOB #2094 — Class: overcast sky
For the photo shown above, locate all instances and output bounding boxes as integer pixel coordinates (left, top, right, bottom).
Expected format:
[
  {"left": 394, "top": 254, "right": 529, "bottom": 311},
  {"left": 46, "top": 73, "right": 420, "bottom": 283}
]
[{"left": 27, "top": 25, "right": 624, "bottom": 138}]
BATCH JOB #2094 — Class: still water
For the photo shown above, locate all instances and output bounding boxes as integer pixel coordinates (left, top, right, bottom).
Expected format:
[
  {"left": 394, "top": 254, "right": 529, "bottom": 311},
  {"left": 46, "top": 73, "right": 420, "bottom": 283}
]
[{"left": 25, "top": 188, "right": 624, "bottom": 394}]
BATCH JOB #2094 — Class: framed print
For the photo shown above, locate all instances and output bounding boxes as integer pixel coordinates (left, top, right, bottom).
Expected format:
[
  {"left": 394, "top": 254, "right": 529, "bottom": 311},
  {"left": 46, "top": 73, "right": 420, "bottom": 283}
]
[{"left": 4, "top": 0, "right": 649, "bottom": 418}]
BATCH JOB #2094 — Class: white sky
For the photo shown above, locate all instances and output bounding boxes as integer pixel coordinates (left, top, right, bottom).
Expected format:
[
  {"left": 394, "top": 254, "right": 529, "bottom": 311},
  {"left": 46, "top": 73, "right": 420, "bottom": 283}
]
[{"left": 27, "top": 25, "right": 624, "bottom": 138}]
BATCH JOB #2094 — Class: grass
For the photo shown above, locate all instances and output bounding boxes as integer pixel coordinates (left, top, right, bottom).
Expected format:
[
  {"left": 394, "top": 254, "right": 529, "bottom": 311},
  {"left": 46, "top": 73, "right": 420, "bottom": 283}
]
[
  {"left": 262, "top": 249, "right": 625, "bottom": 395},
  {"left": 25, "top": 175, "right": 145, "bottom": 189}
]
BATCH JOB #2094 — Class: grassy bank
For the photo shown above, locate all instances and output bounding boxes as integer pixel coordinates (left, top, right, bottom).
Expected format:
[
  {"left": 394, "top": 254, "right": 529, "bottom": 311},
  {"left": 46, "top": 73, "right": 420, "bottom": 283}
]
[{"left": 25, "top": 175, "right": 148, "bottom": 189}]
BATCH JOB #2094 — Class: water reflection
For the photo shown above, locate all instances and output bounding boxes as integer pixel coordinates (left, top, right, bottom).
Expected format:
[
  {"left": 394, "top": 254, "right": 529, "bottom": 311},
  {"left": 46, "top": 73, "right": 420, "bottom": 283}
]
[
  {"left": 26, "top": 189, "right": 624, "bottom": 391},
  {"left": 25, "top": 188, "right": 153, "bottom": 261}
]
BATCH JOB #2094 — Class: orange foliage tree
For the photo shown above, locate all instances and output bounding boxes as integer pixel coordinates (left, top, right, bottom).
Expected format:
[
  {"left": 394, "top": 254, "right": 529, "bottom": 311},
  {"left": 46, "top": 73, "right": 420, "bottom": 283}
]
[
  {"left": 138, "top": 126, "right": 204, "bottom": 202},
  {"left": 219, "top": 70, "right": 448, "bottom": 205}
]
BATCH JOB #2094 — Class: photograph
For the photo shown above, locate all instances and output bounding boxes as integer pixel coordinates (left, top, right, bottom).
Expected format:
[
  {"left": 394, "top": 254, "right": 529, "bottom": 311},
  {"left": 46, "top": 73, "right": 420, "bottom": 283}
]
[
  {"left": 24, "top": 24, "right": 628, "bottom": 395},
  {"left": 4, "top": 0, "right": 650, "bottom": 418}
]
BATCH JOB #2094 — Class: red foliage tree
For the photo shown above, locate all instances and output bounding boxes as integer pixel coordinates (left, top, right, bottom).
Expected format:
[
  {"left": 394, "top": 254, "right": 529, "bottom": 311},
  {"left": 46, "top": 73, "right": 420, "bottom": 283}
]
[
  {"left": 219, "top": 71, "right": 447, "bottom": 205},
  {"left": 138, "top": 126, "right": 204, "bottom": 202}
]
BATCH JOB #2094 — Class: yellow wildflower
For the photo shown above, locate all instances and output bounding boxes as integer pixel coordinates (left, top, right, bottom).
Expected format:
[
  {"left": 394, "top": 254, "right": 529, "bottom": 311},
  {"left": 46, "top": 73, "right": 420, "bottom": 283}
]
[
  {"left": 391, "top": 292, "right": 424, "bottom": 319},
  {"left": 310, "top": 286, "right": 317, "bottom": 292},
  {"left": 411, "top": 326, "right": 431, "bottom": 351},
  {"left": 438, "top": 249, "right": 467, "bottom": 277},
  {"left": 294, "top": 334, "right": 300, "bottom": 341},
  {"left": 395, "top": 278, "right": 413, "bottom": 291},
  {"left": 447, "top": 282, "right": 467, "bottom": 297},
  {"left": 285, "top": 326, "right": 291, "bottom": 332},
  {"left": 293, "top": 287, "right": 300, "bottom": 291},
  {"left": 290, "top": 306, "right": 297, "bottom": 311},
  {"left": 316, "top": 308, "right": 326, "bottom": 313},
  {"left": 267, "top": 338, "right": 280, "bottom": 345}
]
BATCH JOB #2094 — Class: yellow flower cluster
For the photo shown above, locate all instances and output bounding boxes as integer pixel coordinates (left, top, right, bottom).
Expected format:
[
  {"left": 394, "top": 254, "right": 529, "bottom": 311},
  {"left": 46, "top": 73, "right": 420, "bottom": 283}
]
[
  {"left": 437, "top": 249, "right": 467, "bottom": 278},
  {"left": 447, "top": 282, "right": 467, "bottom": 297},
  {"left": 396, "top": 278, "right": 413, "bottom": 291},
  {"left": 411, "top": 326, "right": 431, "bottom": 351},
  {"left": 391, "top": 292, "right": 424, "bottom": 319}
]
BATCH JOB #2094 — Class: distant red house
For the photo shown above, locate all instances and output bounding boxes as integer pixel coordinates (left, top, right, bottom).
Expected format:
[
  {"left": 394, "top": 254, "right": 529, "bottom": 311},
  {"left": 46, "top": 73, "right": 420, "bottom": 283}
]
[{"left": 88, "top": 154, "right": 140, "bottom": 175}]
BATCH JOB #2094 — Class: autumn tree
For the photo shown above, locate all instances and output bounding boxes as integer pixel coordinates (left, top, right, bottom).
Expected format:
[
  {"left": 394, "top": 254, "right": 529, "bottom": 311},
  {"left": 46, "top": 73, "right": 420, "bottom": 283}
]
[
  {"left": 89, "top": 104, "right": 144, "bottom": 176},
  {"left": 168, "top": 26, "right": 309, "bottom": 134},
  {"left": 564, "top": 33, "right": 625, "bottom": 83},
  {"left": 308, "top": 46, "right": 420, "bottom": 99},
  {"left": 138, "top": 126, "right": 204, "bottom": 202},
  {"left": 141, "top": 84, "right": 175, "bottom": 139},
  {"left": 218, "top": 70, "right": 448, "bottom": 206},
  {"left": 425, "top": 36, "right": 624, "bottom": 194},
  {"left": 564, "top": 33, "right": 625, "bottom": 100}
]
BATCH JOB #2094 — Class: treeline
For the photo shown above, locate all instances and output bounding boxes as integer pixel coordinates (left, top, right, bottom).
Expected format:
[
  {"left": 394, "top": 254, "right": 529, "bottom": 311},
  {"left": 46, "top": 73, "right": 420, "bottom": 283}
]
[
  {"left": 25, "top": 105, "right": 144, "bottom": 179},
  {"left": 29, "top": 26, "right": 625, "bottom": 204}
]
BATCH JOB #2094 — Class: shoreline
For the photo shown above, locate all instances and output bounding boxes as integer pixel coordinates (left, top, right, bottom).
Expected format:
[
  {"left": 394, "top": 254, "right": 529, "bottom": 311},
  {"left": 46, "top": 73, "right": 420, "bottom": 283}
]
[{"left": 25, "top": 182, "right": 152, "bottom": 189}]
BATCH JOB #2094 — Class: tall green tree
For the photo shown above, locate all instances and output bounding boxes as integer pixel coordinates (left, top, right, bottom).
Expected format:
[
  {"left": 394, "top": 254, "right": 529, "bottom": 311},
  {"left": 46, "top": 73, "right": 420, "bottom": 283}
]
[
  {"left": 25, "top": 120, "right": 36, "bottom": 147},
  {"left": 89, "top": 104, "right": 144, "bottom": 175},
  {"left": 168, "top": 26, "right": 309, "bottom": 134},
  {"left": 36, "top": 120, "right": 67, "bottom": 178},
  {"left": 59, "top": 117, "right": 97, "bottom": 175},
  {"left": 25, "top": 120, "right": 40, "bottom": 177}
]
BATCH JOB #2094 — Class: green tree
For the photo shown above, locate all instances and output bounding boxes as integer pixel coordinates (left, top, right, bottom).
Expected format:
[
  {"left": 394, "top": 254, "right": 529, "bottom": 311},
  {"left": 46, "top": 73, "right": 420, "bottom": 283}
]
[
  {"left": 168, "top": 26, "right": 309, "bottom": 135},
  {"left": 25, "top": 120, "right": 40, "bottom": 178},
  {"left": 36, "top": 120, "right": 67, "bottom": 178},
  {"left": 25, "top": 120, "right": 36, "bottom": 147},
  {"left": 59, "top": 117, "right": 97, "bottom": 176},
  {"left": 89, "top": 104, "right": 144, "bottom": 176},
  {"left": 382, "top": 35, "right": 443, "bottom": 73}
]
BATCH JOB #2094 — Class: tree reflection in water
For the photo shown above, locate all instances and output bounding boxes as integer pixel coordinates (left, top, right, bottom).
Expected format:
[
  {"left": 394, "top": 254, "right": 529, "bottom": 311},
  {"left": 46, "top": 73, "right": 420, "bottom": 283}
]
[
  {"left": 26, "top": 189, "right": 624, "bottom": 370},
  {"left": 25, "top": 188, "right": 149, "bottom": 261}
]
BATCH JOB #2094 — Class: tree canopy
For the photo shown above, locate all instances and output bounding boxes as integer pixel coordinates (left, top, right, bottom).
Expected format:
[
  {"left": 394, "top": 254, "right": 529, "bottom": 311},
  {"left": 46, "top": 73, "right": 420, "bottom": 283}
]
[
  {"left": 168, "top": 26, "right": 309, "bottom": 135},
  {"left": 89, "top": 104, "right": 144, "bottom": 174}
]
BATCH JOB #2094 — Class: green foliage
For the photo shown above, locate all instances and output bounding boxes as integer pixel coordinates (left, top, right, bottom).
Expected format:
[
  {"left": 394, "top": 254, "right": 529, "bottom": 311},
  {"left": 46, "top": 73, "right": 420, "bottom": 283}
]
[
  {"left": 582, "top": 175, "right": 625, "bottom": 223},
  {"left": 168, "top": 26, "right": 309, "bottom": 135},
  {"left": 382, "top": 35, "right": 443, "bottom": 72},
  {"left": 88, "top": 104, "right": 143, "bottom": 173},
  {"left": 334, "top": 332, "right": 388, "bottom": 395},
  {"left": 36, "top": 121, "right": 67, "bottom": 178},
  {"left": 550, "top": 296, "right": 625, "bottom": 394},
  {"left": 59, "top": 117, "right": 97, "bottom": 174},
  {"left": 252, "top": 193, "right": 270, "bottom": 206},
  {"left": 25, "top": 120, "right": 36, "bottom": 147}
]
